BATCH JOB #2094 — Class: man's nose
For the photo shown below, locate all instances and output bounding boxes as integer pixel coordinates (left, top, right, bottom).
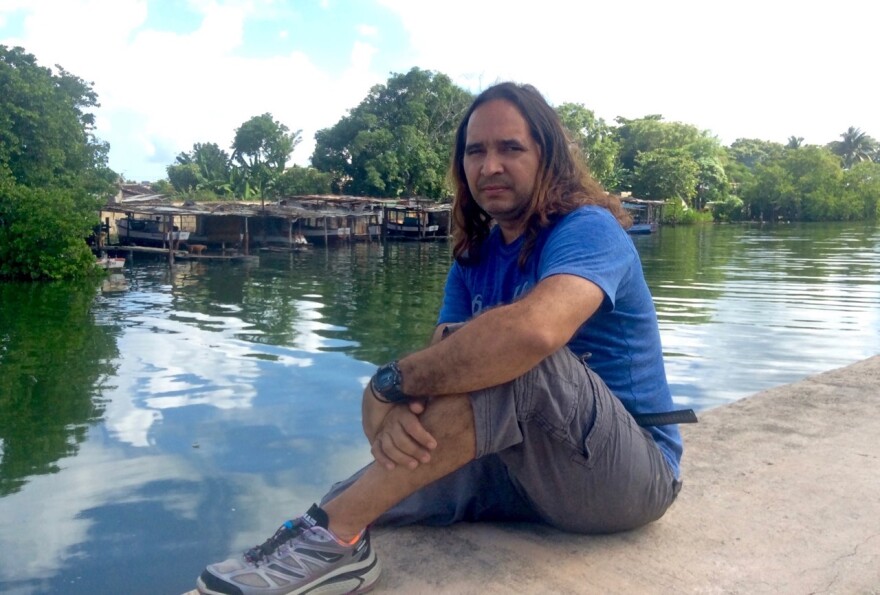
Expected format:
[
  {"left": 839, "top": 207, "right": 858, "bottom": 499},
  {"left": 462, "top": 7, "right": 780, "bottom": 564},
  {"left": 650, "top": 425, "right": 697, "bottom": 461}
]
[{"left": 481, "top": 150, "right": 503, "bottom": 175}]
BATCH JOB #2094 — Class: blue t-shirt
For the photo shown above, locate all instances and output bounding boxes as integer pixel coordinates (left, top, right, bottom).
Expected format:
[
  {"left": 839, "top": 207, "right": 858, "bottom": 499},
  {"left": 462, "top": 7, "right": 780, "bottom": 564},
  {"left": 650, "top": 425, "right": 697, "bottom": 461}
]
[{"left": 438, "top": 205, "right": 683, "bottom": 476}]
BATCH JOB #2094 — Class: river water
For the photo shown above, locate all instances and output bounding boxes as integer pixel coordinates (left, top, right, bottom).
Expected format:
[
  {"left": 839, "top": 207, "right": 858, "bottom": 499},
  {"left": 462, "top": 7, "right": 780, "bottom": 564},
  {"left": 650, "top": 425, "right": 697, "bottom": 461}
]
[{"left": 1, "top": 222, "right": 878, "bottom": 594}]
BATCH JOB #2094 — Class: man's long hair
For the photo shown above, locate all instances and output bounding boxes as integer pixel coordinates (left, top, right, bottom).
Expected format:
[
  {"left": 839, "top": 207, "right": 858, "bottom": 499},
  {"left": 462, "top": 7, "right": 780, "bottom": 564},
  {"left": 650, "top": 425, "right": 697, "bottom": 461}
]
[{"left": 450, "top": 82, "right": 631, "bottom": 267}]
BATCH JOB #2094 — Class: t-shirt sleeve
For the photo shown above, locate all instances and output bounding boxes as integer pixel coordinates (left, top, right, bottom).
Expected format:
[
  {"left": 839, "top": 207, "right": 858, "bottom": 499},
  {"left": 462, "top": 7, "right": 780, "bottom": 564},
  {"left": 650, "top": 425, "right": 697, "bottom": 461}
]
[
  {"left": 437, "top": 263, "right": 472, "bottom": 325},
  {"left": 538, "top": 208, "right": 635, "bottom": 308}
]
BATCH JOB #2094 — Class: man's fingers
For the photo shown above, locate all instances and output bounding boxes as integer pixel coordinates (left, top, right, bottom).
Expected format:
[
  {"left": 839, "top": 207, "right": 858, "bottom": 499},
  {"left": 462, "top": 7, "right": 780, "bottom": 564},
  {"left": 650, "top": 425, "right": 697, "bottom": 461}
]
[
  {"left": 401, "top": 414, "right": 437, "bottom": 451},
  {"left": 377, "top": 431, "right": 423, "bottom": 469},
  {"left": 370, "top": 440, "right": 397, "bottom": 470}
]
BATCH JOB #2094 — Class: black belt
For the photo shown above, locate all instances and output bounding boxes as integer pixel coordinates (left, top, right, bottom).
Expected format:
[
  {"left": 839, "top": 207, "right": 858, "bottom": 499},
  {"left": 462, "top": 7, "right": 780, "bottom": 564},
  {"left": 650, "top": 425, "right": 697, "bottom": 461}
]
[{"left": 632, "top": 409, "right": 698, "bottom": 427}]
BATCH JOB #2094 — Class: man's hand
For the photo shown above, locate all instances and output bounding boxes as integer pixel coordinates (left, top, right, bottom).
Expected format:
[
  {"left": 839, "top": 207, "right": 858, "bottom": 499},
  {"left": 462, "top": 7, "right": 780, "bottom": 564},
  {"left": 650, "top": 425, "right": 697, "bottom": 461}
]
[
  {"left": 362, "top": 385, "right": 437, "bottom": 470},
  {"left": 372, "top": 401, "right": 437, "bottom": 470}
]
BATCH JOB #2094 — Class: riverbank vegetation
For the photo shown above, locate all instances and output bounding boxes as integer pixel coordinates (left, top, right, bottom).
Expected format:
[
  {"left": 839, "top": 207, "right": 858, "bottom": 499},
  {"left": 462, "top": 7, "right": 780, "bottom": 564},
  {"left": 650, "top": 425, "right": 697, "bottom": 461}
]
[
  {"left": 0, "top": 46, "right": 116, "bottom": 280},
  {"left": 164, "top": 67, "right": 880, "bottom": 225},
  {"left": 2, "top": 46, "right": 878, "bottom": 279}
]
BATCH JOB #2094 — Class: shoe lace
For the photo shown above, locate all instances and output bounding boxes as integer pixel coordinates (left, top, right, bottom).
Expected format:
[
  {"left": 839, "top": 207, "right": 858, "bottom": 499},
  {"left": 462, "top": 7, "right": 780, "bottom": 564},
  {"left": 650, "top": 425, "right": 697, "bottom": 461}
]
[{"left": 244, "top": 519, "right": 305, "bottom": 565}]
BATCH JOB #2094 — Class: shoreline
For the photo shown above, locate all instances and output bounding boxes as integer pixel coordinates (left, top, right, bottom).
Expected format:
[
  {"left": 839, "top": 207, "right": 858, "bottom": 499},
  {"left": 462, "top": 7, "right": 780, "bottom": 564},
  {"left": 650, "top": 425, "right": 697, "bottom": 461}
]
[{"left": 368, "top": 356, "right": 880, "bottom": 593}]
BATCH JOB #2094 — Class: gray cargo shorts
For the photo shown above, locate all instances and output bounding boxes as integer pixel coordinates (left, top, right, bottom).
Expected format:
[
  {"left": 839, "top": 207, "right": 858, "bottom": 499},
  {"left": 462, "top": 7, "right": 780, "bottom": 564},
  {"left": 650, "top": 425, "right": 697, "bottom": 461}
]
[{"left": 322, "top": 348, "right": 680, "bottom": 534}]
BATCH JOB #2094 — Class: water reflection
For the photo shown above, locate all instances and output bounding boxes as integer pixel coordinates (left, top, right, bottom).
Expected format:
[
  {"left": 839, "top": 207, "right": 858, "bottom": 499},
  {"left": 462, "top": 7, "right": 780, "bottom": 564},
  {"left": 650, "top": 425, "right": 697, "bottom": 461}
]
[
  {"left": 1, "top": 224, "right": 879, "bottom": 594},
  {"left": 636, "top": 222, "right": 880, "bottom": 408},
  {"left": 0, "top": 281, "right": 119, "bottom": 497}
]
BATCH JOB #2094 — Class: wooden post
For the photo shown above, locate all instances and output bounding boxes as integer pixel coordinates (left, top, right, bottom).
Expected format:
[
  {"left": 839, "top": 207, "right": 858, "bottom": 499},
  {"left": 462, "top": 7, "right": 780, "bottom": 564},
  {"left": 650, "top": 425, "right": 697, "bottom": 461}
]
[
  {"left": 288, "top": 219, "right": 293, "bottom": 249},
  {"left": 167, "top": 215, "right": 175, "bottom": 265},
  {"left": 244, "top": 217, "right": 249, "bottom": 255},
  {"left": 323, "top": 217, "right": 328, "bottom": 244}
]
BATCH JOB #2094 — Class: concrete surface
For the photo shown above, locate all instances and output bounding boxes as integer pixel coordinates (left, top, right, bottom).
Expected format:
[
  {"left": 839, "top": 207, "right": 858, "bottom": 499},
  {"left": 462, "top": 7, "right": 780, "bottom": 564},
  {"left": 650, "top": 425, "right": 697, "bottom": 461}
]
[{"left": 371, "top": 356, "right": 880, "bottom": 594}]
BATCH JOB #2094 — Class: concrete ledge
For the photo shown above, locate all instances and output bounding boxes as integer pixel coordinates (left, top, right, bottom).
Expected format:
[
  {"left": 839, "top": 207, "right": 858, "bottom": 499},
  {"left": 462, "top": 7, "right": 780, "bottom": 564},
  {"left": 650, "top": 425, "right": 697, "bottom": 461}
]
[{"left": 372, "top": 356, "right": 880, "bottom": 594}]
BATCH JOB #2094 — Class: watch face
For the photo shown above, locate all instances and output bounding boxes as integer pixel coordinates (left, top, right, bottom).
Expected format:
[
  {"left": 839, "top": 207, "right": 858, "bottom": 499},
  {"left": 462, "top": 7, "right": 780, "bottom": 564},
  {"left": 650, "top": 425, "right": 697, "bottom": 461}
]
[{"left": 374, "top": 365, "right": 398, "bottom": 392}]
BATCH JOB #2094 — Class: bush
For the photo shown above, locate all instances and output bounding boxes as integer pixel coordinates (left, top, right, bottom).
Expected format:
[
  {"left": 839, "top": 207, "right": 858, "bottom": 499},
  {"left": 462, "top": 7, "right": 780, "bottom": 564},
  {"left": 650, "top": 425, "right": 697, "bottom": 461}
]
[
  {"left": 711, "top": 195, "right": 744, "bottom": 222},
  {"left": 0, "top": 179, "right": 101, "bottom": 280}
]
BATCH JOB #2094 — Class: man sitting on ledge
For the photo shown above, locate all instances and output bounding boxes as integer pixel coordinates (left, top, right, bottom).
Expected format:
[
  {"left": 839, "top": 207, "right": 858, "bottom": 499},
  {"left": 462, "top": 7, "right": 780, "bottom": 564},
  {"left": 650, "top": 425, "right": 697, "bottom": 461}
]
[{"left": 194, "top": 82, "right": 686, "bottom": 595}]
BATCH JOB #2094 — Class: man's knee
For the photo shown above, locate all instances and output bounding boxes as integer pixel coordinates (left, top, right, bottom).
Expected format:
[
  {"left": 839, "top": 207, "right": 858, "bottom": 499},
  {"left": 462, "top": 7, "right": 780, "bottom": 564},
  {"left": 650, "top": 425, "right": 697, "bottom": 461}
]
[{"left": 421, "top": 394, "right": 476, "bottom": 457}]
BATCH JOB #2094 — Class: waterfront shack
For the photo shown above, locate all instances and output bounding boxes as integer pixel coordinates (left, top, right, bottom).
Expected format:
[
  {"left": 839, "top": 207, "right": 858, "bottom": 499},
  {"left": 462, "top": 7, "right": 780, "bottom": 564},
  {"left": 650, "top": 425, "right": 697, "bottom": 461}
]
[
  {"left": 621, "top": 196, "right": 665, "bottom": 234},
  {"left": 383, "top": 199, "right": 452, "bottom": 240}
]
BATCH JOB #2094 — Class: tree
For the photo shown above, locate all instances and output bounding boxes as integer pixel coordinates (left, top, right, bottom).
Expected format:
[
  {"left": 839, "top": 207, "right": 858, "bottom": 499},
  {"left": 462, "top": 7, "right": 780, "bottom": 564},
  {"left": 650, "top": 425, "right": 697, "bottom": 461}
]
[
  {"left": 741, "top": 146, "right": 847, "bottom": 221},
  {"left": 842, "top": 161, "right": 880, "bottom": 219},
  {"left": 613, "top": 116, "right": 727, "bottom": 206},
  {"left": 312, "top": 67, "right": 473, "bottom": 198},
  {"left": 724, "top": 138, "right": 786, "bottom": 198},
  {"left": 0, "top": 45, "right": 115, "bottom": 280},
  {"left": 555, "top": 103, "right": 620, "bottom": 189},
  {"left": 232, "top": 113, "right": 301, "bottom": 201},
  {"left": 632, "top": 149, "right": 699, "bottom": 205},
  {"left": 726, "top": 138, "right": 785, "bottom": 170},
  {"left": 694, "top": 155, "right": 729, "bottom": 209},
  {"left": 166, "top": 162, "right": 201, "bottom": 194},
  {"left": 827, "top": 126, "right": 878, "bottom": 169},
  {"left": 614, "top": 116, "right": 702, "bottom": 172},
  {"left": 786, "top": 136, "right": 804, "bottom": 149},
  {"left": 274, "top": 165, "right": 333, "bottom": 196},
  {"left": 168, "top": 142, "right": 233, "bottom": 197}
]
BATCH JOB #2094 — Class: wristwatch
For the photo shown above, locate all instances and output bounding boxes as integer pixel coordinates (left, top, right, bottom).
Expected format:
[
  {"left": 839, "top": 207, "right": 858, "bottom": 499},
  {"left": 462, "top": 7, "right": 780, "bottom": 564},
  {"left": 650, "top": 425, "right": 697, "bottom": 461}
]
[{"left": 370, "top": 360, "right": 409, "bottom": 403}]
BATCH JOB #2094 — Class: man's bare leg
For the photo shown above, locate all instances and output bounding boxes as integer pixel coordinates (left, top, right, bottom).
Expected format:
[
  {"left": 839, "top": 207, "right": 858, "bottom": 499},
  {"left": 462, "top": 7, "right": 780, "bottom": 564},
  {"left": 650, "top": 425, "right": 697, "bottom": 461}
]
[{"left": 322, "top": 393, "right": 476, "bottom": 540}]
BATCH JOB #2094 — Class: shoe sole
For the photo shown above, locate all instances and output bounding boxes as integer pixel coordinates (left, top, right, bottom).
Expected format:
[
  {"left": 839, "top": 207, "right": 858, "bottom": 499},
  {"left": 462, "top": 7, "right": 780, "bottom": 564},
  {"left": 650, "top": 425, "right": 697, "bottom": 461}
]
[{"left": 191, "top": 549, "right": 382, "bottom": 595}]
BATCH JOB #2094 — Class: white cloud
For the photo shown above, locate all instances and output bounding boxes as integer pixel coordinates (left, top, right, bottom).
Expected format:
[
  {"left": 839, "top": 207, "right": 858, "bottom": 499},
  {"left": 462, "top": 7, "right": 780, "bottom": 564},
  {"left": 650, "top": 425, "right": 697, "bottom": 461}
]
[
  {"left": 1, "top": 0, "right": 386, "bottom": 178},
  {"left": 379, "top": 0, "right": 880, "bottom": 146},
  {"left": 4, "top": 0, "right": 879, "bottom": 179},
  {"left": 357, "top": 23, "right": 378, "bottom": 37},
  {"left": 0, "top": 441, "right": 198, "bottom": 583}
]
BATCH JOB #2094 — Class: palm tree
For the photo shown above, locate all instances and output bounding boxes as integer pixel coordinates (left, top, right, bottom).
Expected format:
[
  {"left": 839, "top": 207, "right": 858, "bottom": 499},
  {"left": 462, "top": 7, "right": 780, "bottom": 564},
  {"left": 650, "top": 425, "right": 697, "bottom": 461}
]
[
  {"left": 785, "top": 136, "right": 804, "bottom": 149},
  {"left": 828, "top": 126, "right": 878, "bottom": 168}
]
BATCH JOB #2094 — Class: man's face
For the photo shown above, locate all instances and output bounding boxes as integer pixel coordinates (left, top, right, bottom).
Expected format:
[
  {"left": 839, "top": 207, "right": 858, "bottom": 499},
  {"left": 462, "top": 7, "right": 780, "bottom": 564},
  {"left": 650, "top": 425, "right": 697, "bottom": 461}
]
[{"left": 463, "top": 99, "right": 541, "bottom": 240}]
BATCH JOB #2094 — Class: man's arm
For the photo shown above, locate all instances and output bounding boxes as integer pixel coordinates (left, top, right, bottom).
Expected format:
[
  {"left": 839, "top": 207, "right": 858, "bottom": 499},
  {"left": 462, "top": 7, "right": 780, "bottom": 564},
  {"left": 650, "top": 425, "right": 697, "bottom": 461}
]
[{"left": 400, "top": 273, "right": 605, "bottom": 397}]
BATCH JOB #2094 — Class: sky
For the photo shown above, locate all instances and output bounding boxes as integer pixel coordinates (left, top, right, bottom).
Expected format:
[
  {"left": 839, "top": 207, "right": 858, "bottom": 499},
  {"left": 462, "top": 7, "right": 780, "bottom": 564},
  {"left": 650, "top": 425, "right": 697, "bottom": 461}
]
[{"left": 1, "top": 0, "right": 878, "bottom": 183}]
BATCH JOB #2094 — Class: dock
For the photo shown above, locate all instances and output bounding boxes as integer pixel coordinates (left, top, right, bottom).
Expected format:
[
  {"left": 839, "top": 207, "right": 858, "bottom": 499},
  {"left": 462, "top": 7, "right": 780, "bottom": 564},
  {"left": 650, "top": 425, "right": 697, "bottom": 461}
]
[
  {"left": 103, "top": 245, "right": 259, "bottom": 263},
  {"left": 366, "top": 356, "right": 880, "bottom": 593}
]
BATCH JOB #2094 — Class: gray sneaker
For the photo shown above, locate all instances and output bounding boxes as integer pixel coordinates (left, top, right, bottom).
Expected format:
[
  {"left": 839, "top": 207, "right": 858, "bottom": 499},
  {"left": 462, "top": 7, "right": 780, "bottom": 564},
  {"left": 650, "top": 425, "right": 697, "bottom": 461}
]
[{"left": 196, "top": 504, "right": 381, "bottom": 595}]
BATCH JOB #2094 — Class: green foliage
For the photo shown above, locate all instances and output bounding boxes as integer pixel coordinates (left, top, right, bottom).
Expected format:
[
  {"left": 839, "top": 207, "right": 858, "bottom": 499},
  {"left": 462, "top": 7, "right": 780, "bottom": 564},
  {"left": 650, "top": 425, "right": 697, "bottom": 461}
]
[
  {"left": 556, "top": 103, "right": 620, "bottom": 189},
  {"left": 0, "top": 45, "right": 116, "bottom": 280},
  {"left": 710, "top": 195, "right": 744, "bottom": 222},
  {"left": 615, "top": 116, "right": 703, "bottom": 170},
  {"left": 613, "top": 116, "right": 727, "bottom": 209},
  {"left": 232, "top": 113, "right": 301, "bottom": 199},
  {"left": 843, "top": 161, "right": 880, "bottom": 219},
  {"left": 740, "top": 146, "right": 855, "bottom": 221},
  {"left": 166, "top": 161, "right": 201, "bottom": 193},
  {"left": 312, "top": 67, "right": 473, "bottom": 198},
  {"left": 660, "top": 198, "right": 700, "bottom": 225},
  {"left": 170, "top": 142, "right": 233, "bottom": 196},
  {"left": 694, "top": 155, "right": 729, "bottom": 209},
  {"left": 274, "top": 165, "right": 333, "bottom": 196},
  {"left": 726, "top": 138, "right": 785, "bottom": 170},
  {"left": 632, "top": 149, "right": 699, "bottom": 204},
  {"left": 827, "top": 126, "right": 878, "bottom": 169},
  {"left": 151, "top": 179, "right": 173, "bottom": 194},
  {"left": 0, "top": 174, "right": 101, "bottom": 280}
]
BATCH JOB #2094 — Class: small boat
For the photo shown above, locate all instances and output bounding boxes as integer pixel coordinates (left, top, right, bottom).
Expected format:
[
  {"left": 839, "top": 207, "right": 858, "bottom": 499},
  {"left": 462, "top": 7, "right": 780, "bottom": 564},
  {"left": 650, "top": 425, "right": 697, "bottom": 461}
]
[
  {"left": 96, "top": 255, "right": 126, "bottom": 270},
  {"left": 626, "top": 222, "right": 657, "bottom": 235},
  {"left": 117, "top": 216, "right": 190, "bottom": 244},
  {"left": 622, "top": 198, "right": 663, "bottom": 235}
]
